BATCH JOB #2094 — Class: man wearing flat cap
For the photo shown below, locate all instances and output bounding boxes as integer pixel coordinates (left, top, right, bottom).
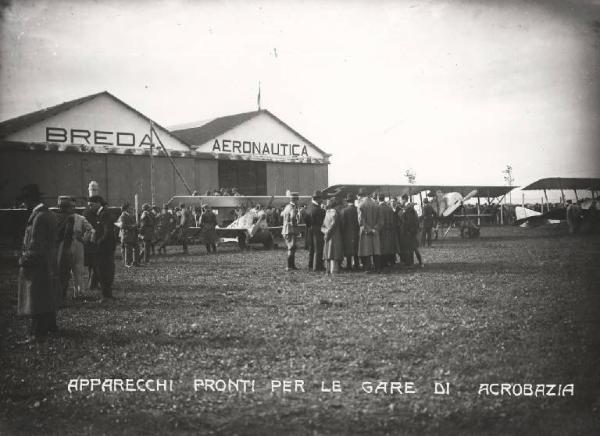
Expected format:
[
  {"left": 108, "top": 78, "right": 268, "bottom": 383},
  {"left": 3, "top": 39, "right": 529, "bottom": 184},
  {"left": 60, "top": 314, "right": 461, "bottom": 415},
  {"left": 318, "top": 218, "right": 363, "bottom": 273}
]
[
  {"left": 281, "top": 192, "right": 300, "bottom": 271},
  {"left": 304, "top": 190, "right": 326, "bottom": 271},
  {"left": 17, "top": 184, "right": 60, "bottom": 343}
]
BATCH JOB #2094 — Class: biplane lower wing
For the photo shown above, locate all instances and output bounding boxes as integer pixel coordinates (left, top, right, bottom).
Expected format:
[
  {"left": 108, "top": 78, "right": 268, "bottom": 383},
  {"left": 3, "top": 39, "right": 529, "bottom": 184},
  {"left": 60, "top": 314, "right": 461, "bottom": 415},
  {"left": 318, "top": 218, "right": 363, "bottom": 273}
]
[{"left": 167, "top": 195, "right": 312, "bottom": 209}]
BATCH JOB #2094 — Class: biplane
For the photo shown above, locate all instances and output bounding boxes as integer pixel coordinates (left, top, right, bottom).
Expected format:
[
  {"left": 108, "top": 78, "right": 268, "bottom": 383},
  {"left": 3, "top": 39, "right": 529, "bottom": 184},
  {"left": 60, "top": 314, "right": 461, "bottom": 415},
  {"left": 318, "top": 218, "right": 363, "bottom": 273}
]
[
  {"left": 515, "top": 177, "right": 600, "bottom": 228},
  {"left": 321, "top": 183, "right": 515, "bottom": 238},
  {"left": 166, "top": 195, "right": 310, "bottom": 249}
]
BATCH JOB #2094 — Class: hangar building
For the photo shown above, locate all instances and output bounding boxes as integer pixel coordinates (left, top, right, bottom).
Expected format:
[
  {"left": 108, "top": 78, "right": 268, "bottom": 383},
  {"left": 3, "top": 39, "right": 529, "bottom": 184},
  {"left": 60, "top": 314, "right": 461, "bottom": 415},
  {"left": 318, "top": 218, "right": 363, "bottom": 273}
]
[{"left": 0, "top": 91, "right": 330, "bottom": 207}]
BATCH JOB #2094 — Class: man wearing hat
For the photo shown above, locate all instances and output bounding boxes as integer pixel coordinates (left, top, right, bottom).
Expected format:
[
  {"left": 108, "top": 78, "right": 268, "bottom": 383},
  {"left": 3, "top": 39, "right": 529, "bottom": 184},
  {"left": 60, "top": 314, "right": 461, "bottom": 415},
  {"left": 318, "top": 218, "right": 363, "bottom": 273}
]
[
  {"left": 281, "top": 192, "right": 300, "bottom": 271},
  {"left": 357, "top": 188, "right": 382, "bottom": 272},
  {"left": 421, "top": 197, "right": 436, "bottom": 247},
  {"left": 17, "top": 184, "right": 60, "bottom": 343},
  {"left": 340, "top": 193, "right": 360, "bottom": 270},
  {"left": 88, "top": 195, "right": 117, "bottom": 301},
  {"left": 199, "top": 204, "right": 218, "bottom": 253},
  {"left": 378, "top": 194, "right": 398, "bottom": 267},
  {"left": 304, "top": 190, "right": 326, "bottom": 271}
]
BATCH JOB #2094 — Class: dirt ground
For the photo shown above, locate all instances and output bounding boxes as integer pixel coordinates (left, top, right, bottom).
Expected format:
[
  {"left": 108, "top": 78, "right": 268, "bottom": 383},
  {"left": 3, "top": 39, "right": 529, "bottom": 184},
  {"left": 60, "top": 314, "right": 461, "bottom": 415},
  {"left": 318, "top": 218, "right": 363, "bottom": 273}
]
[{"left": 1, "top": 225, "right": 599, "bottom": 435}]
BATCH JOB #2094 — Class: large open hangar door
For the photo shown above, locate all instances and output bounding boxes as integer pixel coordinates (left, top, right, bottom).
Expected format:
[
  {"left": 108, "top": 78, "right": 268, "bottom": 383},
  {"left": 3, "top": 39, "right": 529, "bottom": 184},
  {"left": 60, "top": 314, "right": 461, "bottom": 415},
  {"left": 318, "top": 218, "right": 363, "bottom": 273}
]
[{"left": 218, "top": 160, "right": 267, "bottom": 195}]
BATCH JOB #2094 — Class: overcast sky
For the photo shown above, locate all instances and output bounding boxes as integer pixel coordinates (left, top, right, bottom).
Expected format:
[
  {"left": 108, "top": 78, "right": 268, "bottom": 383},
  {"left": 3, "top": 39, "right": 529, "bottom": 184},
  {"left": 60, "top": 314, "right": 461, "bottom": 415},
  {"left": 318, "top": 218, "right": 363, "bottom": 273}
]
[{"left": 1, "top": 0, "right": 599, "bottom": 201}]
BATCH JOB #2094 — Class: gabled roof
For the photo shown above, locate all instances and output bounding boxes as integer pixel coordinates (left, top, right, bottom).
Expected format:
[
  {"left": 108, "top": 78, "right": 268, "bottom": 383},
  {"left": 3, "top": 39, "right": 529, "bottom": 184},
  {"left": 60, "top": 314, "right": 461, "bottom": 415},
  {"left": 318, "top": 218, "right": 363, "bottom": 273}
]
[
  {"left": 0, "top": 91, "right": 192, "bottom": 148},
  {"left": 171, "top": 109, "right": 330, "bottom": 157},
  {"left": 0, "top": 92, "right": 104, "bottom": 138},
  {"left": 521, "top": 177, "right": 600, "bottom": 191},
  {"left": 171, "top": 110, "right": 258, "bottom": 146}
]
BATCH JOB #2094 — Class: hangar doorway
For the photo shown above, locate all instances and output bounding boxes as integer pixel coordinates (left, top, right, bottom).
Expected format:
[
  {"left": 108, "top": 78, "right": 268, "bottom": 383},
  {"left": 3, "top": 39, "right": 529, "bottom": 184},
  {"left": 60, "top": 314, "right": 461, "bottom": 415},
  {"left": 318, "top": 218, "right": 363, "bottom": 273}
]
[{"left": 218, "top": 160, "right": 267, "bottom": 195}]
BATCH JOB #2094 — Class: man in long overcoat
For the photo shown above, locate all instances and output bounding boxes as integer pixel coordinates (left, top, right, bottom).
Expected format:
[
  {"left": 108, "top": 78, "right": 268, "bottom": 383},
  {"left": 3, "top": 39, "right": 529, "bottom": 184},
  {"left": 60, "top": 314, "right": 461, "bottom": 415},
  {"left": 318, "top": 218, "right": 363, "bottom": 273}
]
[
  {"left": 322, "top": 197, "right": 343, "bottom": 274},
  {"left": 397, "top": 194, "right": 413, "bottom": 266},
  {"left": 17, "top": 184, "right": 60, "bottom": 343},
  {"left": 421, "top": 198, "right": 436, "bottom": 247},
  {"left": 199, "top": 205, "right": 219, "bottom": 253},
  {"left": 340, "top": 194, "right": 359, "bottom": 270},
  {"left": 403, "top": 202, "right": 424, "bottom": 268},
  {"left": 304, "top": 190, "right": 326, "bottom": 271},
  {"left": 89, "top": 196, "right": 116, "bottom": 300},
  {"left": 357, "top": 188, "right": 382, "bottom": 272},
  {"left": 378, "top": 195, "right": 398, "bottom": 267}
]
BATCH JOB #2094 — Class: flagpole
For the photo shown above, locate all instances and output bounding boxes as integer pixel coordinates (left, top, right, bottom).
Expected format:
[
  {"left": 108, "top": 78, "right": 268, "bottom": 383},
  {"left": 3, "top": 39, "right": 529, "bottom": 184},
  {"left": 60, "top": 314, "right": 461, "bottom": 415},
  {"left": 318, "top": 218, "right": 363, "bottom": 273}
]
[
  {"left": 257, "top": 81, "right": 261, "bottom": 111},
  {"left": 149, "top": 120, "right": 155, "bottom": 207}
]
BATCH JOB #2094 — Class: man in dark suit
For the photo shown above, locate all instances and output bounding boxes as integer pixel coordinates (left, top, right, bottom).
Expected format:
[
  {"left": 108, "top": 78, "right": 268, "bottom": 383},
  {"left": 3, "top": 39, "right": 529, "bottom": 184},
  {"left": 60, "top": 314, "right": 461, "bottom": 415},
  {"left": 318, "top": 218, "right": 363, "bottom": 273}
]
[
  {"left": 89, "top": 196, "right": 116, "bottom": 301},
  {"left": 304, "top": 190, "right": 326, "bottom": 271},
  {"left": 340, "top": 194, "right": 360, "bottom": 270}
]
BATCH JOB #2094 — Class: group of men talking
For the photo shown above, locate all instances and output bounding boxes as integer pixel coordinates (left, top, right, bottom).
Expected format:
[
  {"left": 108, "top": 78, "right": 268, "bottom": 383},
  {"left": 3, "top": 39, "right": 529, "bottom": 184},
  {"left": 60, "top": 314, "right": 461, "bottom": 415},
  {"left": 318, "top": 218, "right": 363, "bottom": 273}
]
[{"left": 281, "top": 189, "right": 431, "bottom": 273}]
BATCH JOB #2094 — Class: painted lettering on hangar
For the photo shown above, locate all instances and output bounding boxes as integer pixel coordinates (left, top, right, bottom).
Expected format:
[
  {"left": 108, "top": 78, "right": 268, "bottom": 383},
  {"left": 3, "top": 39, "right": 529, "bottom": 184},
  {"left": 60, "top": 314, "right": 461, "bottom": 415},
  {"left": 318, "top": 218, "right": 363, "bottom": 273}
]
[
  {"left": 46, "top": 127, "right": 153, "bottom": 147},
  {"left": 212, "top": 139, "right": 309, "bottom": 157}
]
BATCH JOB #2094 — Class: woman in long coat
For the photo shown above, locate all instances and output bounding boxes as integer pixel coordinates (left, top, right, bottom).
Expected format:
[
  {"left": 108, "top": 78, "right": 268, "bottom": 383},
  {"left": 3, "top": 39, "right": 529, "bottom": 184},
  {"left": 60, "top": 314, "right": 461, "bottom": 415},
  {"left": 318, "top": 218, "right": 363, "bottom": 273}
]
[{"left": 321, "top": 197, "right": 344, "bottom": 274}]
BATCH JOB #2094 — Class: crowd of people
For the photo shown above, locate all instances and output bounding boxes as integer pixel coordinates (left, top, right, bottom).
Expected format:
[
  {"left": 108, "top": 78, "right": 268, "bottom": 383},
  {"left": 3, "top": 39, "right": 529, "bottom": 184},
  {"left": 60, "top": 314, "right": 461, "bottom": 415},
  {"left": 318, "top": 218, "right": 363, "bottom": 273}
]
[
  {"left": 192, "top": 187, "right": 242, "bottom": 197},
  {"left": 14, "top": 182, "right": 599, "bottom": 343},
  {"left": 280, "top": 189, "right": 430, "bottom": 274},
  {"left": 13, "top": 184, "right": 225, "bottom": 343}
]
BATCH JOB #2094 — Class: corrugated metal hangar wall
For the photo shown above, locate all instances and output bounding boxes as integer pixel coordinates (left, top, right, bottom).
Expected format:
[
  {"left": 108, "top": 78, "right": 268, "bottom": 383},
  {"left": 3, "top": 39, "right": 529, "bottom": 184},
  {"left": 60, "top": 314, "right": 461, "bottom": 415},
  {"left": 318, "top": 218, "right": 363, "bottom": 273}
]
[{"left": 0, "top": 145, "right": 328, "bottom": 207}]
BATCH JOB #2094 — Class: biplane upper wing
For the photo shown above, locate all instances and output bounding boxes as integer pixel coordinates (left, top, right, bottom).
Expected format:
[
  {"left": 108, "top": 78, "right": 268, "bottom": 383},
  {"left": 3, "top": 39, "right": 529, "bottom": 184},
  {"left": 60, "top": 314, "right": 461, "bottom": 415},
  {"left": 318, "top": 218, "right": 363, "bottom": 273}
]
[
  {"left": 321, "top": 184, "right": 514, "bottom": 199},
  {"left": 521, "top": 177, "right": 600, "bottom": 191}
]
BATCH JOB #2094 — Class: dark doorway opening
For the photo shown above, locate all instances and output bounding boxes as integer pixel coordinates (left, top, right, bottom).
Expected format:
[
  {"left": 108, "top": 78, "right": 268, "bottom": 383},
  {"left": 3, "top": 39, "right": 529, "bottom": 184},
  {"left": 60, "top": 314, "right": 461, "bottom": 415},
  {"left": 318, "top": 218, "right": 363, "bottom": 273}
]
[{"left": 218, "top": 160, "right": 267, "bottom": 195}]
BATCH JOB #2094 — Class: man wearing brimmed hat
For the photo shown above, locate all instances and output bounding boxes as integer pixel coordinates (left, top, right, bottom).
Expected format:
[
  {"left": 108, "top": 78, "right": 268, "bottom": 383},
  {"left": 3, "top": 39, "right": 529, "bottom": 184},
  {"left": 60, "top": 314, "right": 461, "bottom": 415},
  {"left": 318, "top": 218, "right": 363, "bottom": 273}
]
[
  {"left": 16, "top": 184, "right": 61, "bottom": 343},
  {"left": 281, "top": 191, "right": 300, "bottom": 271},
  {"left": 340, "top": 193, "right": 360, "bottom": 270},
  {"left": 304, "top": 190, "right": 326, "bottom": 271},
  {"left": 378, "top": 194, "right": 398, "bottom": 267},
  {"left": 199, "top": 203, "right": 218, "bottom": 253},
  {"left": 88, "top": 195, "right": 117, "bottom": 300},
  {"left": 357, "top": 187, "right": 382, "bottom": 272}
]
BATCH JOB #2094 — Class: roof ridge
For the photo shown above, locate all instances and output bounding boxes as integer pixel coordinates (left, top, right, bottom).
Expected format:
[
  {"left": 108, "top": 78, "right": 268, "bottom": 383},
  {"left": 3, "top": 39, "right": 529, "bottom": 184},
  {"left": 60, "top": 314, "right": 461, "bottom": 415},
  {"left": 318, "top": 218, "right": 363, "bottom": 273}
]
[{"left": 0, "top": 91, "right": 108, "bottom": 138}]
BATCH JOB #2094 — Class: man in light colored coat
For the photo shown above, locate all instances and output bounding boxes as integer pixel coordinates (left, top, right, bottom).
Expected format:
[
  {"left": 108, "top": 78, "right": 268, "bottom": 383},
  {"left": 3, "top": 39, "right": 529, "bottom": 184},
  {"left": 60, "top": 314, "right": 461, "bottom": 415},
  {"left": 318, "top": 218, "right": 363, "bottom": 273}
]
[
  {"left": 281, "top": 192, "right": 300, "bottom": 271},
  {"left": 357, "top": 188, "right": 382, "bottom": 272}
]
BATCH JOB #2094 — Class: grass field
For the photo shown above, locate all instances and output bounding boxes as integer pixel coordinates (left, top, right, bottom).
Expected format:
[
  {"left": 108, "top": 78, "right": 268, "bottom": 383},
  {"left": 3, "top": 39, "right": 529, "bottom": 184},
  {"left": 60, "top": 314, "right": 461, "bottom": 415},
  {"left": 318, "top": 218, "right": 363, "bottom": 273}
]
[{"left": 1, "top": 225, "right": 599, "bottom": 435}]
